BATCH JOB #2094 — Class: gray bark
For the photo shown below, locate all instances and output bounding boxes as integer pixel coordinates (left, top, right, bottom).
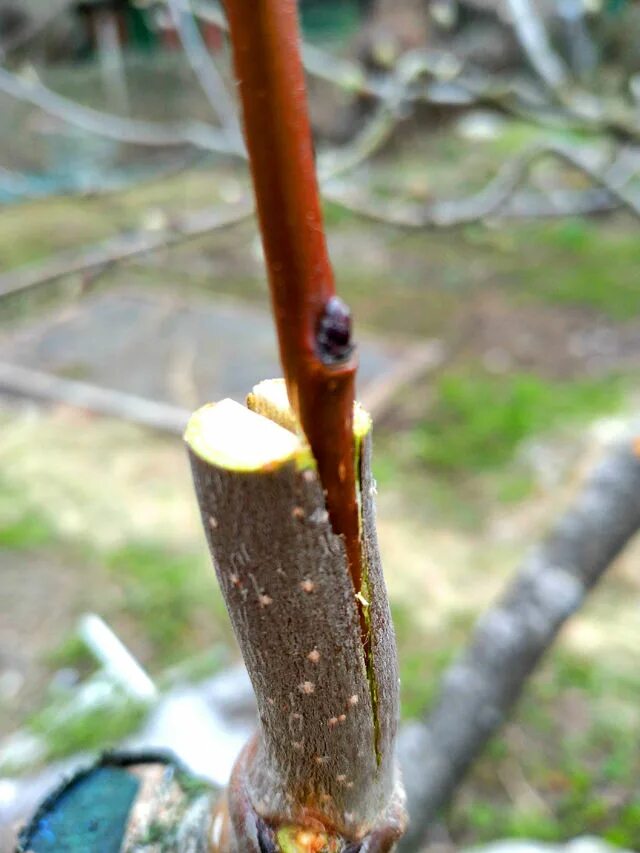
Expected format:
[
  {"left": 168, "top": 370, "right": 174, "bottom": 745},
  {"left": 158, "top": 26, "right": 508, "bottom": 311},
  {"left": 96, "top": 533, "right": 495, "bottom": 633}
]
[
  {"left": 187, "top": 429, "right": 404, "bottom": 845},
  {"left": 505, "top": 0, "right": 569, "bottom": 91},
  {"left": 0, "top": 363, "right": 189, "bottom": 435},
  {"left": 398, "top": 435, "right": 640, "bottom": 851}
]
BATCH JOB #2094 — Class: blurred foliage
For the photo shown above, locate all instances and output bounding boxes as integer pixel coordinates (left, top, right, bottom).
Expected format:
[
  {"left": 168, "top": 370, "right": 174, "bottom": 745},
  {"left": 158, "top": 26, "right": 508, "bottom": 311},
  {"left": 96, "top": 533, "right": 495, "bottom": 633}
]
[
  {"left": 27, "top": 694, "right": 148, "bottom": 764},
  {"left": 106, "top": 543, "right": 217, "bottom": 665},
  {"left": 452, "top": 648, "right": 640, "bottom": 847},
  {"left": 416, "top": 371, "right": 623, "bottom": 475},
  {"left": 0, "top": 474, "right": 228, "bottom": 672},
  {"left": 0, "top": 508, "right": 54, "bottom": 549},
  {"left": 519, "top": 219, "right": 640, "bottom": 320}
]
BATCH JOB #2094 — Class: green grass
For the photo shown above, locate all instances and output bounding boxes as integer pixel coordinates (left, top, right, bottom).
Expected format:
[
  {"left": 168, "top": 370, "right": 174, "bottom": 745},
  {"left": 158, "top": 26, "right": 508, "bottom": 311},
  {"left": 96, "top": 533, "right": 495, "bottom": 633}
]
[
  {"left": 28, "top": 694, "right": 149, "bottom": 763},
  {"left": 415, "top": 370, "right": 623, "bottom": 476},
  {"left": 392, "top": 600, "right": 470, "bottom": 720},
  {"left": 373, "top": 368, "right": 625, "bottom": 525},
  {"left": 516, "top": 219, "right": 640, "bottom": 320},
  {"left": 451, "top": 649, "right": 640, "bottom": 847},
  {"left": 106, "top": 542, "right": 226, "bottom": 667},
  {"left": 46, "top": 634, "right": 96, "bottom": 674},
  {"left": 0, "top": 488, "right": 226, "bottom": 674},
  {"left": 0, "top": 477, "right": 57, "bottom": 548},
  {"left": 0, "top": 480, "right": 226, "bottom": 670},
  {"left": 393, "top": 601, "right": 442, "bottom": 719},
  {"left": 0, "top": 511, "right": 55, "bottom": 549}
]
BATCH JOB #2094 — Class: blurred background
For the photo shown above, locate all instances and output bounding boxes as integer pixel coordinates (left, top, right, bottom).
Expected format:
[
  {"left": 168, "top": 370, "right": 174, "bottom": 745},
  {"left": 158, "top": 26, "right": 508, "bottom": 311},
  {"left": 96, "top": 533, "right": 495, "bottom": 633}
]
[{"left": 0, "top": 0, "right": 639, "bottom": 849}]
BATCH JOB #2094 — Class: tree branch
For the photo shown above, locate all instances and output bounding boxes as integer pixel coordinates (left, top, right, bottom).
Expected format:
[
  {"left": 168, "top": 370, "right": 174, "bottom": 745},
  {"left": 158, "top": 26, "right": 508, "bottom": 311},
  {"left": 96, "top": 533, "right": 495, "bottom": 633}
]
[
  {"left": 187, "top": 0, "right": 640, "bottom": 142},
  {"left": 0, "top": 362, "right": 190, "bottom": 433},
  {"left": 504, "top": 0, "right": 569, "bottom": 93},
  {"left": 397, "top": 431, "right": 640, "bottom": 851},
  {"left": 223, "top": 0, "right": 362, "bottom": 597},
  {"left": 165, "top": 0, "right": 242, "bottom": 147},
  {"left": 325, "top": 143, "right": 640, "bottom": 227},
  {"left": 0, "top": 198, "right": 253, "bottom": 299},
  {"left": 0, "top": 66, "right": 238, "bottom": 155}
]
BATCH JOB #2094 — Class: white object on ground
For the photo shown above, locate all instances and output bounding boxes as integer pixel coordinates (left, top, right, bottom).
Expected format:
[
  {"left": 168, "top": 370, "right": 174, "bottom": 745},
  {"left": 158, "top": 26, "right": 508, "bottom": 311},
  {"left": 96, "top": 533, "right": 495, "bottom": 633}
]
[
  {"left": 129, "top": 665, "right": 255, "bottom": 787},
  {"left": 79, "top": 613, "right": 158, "bottom": 701}
]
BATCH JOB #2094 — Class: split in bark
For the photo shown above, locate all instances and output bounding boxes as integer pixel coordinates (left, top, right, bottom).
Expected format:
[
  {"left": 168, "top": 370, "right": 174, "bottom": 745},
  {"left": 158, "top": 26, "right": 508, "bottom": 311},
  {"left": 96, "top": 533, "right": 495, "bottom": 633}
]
[{"left": 185, "top": 382, "right": 406, "bottom": 851}]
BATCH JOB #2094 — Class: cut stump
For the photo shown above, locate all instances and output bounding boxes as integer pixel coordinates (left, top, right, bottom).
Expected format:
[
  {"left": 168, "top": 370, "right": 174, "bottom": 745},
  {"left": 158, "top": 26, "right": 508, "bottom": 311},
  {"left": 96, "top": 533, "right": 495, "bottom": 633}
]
[{"left": 185, "top": 380, "right": 405, "bottom": 851}]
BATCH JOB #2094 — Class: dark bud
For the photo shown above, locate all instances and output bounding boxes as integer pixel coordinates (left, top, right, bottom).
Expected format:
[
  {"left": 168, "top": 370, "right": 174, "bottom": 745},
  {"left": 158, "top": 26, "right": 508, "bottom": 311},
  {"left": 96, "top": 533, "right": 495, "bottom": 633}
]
[
  {"left": 316, "top": 296, "right": 354, "bottom": 365},
  {"left": 342, "top": 843, "right": 363, "bottom": 853},
  {"left": 256, "top": 816, "right": 278, "bottom": 853}
]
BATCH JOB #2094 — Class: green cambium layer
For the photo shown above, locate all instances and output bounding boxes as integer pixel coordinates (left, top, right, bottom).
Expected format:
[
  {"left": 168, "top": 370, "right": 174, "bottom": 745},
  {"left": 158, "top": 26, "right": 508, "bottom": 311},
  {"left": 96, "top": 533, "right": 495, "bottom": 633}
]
[
  {"left": 276, "top": 825, "right": 341, "bottom": 852},
  {"left": 184, "top": 380, "right": 371, "bottom": 474}
]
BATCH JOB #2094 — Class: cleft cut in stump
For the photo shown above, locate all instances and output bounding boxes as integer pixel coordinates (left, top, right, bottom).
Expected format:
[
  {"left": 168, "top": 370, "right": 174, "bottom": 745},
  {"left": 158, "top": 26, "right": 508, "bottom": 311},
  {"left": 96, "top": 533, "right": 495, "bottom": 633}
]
[{"left": 185, "top": 380, "right": 405, "bottom": 851}]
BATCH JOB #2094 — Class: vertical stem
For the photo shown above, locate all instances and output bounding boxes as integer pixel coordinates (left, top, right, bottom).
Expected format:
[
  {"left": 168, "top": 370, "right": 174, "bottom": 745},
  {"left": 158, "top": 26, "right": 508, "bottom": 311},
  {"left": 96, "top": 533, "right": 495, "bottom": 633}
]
[{"left": 222, "top": 0, "right": 363, "bottom": 597}]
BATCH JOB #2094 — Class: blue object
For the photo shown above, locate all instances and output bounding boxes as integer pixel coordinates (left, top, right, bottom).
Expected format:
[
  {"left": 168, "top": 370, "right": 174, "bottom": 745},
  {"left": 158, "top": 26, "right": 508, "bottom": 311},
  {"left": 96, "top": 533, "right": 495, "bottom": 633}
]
[{"left": 22, "top": 766, "right": 139, "bottom": 853}]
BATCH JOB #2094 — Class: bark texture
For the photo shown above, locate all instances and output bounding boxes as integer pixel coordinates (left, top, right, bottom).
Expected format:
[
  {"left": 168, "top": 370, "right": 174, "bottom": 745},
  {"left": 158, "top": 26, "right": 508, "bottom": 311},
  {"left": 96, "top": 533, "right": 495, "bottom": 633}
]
[
  {"left": 187, "top": 415, "right": 404, "bottom": 847},
  {"left": 398, "top": 435, "right": 640, "bottom": 851}
]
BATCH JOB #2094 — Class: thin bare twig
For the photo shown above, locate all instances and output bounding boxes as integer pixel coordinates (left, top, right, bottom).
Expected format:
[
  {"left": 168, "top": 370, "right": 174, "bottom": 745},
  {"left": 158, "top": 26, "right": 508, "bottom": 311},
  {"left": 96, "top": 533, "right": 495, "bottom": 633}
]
[
  {"left": 0, "top": 66, "right": 238, "bottom": 155},
  {"left": 165, "top": 0, "right": 242, "bottom": 146},
  {"left": 0, "top": 198, "right": 253, "bottom": 299},
  {"left": 187, "top": 0, "right": 640, "bottom": 142},
  {"left": 318, "top": 49, "right": 455, "bottom": 180},
  {"left": 3, "top": 142, "right": 639, "bottom": 300},
  {"left": 325, "top": 143, "right": 640, "bottom": 227},
  {"left": 398, "top": 430, "right": 640, "bottom": 851},
  {"left": 0, "top": 53, "right": 404, "bottom": 182}
]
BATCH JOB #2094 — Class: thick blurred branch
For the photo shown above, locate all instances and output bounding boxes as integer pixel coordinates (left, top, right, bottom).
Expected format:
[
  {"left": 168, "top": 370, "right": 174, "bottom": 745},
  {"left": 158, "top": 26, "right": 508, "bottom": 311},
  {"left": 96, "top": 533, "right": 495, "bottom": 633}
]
[
  {"left": 0, "top": 362, "right": 190, "bottom": 433},
  {"left": 398, "top": 431, "right": 640, "bottom": 851}
]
